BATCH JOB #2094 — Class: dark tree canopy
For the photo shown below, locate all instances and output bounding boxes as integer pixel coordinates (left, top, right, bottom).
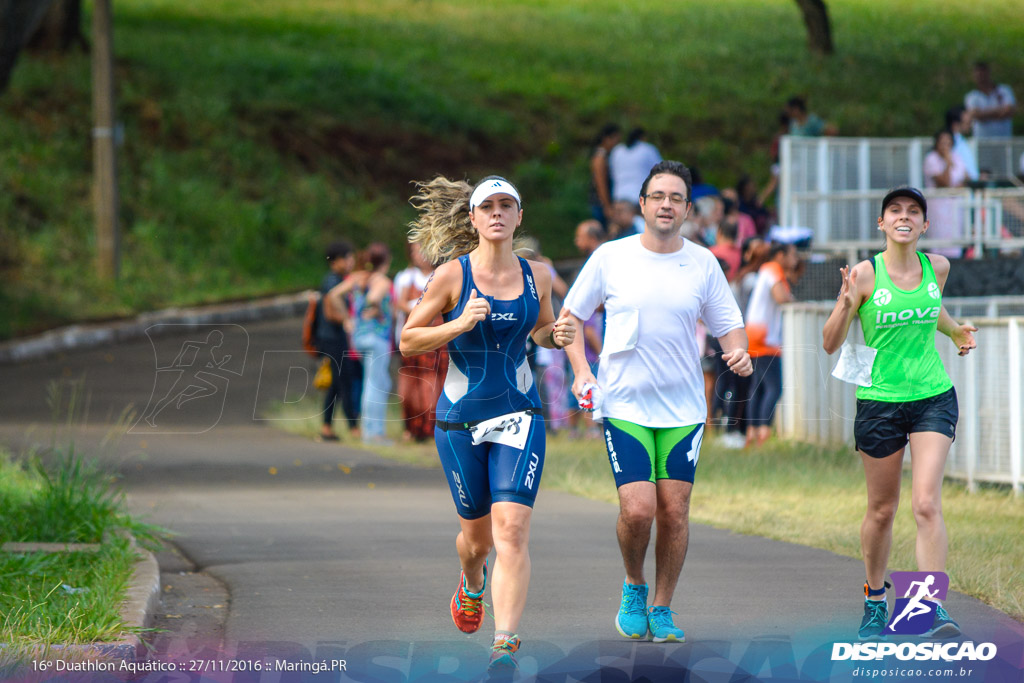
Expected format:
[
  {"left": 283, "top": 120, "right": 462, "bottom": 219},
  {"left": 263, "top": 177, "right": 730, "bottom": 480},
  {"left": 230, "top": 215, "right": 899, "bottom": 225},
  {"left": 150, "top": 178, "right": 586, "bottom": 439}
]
[
  {"left": 28, "top": 0, "right": 85, "bottom": 51},
  {"left": 0, "top": 0, "right": 83, "bottom": 95}
]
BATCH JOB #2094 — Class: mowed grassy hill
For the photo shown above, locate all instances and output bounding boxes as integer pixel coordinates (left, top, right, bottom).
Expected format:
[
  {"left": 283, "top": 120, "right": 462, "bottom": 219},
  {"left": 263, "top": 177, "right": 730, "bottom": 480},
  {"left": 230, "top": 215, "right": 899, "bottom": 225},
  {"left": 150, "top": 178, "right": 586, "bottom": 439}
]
[{"left": 2, "top": 0, "right": 1022, "bottom": 338}]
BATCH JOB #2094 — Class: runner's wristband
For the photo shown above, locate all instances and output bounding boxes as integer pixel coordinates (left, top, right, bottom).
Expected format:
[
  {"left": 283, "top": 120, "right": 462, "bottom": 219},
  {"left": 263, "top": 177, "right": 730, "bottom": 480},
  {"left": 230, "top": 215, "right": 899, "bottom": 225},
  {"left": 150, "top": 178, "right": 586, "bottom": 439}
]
[{"left": 549, "top": 328, "right": 561, "bottom": 348}]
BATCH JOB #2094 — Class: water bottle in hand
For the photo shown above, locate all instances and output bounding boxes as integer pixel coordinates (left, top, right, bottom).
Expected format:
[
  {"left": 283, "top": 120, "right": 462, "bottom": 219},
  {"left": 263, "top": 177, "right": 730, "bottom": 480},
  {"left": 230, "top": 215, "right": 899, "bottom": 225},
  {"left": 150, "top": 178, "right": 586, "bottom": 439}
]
[{"left": 578, "top": 382, "right": 602, "bottom": 412}]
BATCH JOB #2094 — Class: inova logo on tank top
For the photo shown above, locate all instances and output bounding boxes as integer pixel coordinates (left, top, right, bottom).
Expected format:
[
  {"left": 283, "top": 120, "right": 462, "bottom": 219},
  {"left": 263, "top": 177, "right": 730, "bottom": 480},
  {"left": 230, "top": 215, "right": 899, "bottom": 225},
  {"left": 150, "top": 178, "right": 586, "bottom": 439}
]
[{"left": 873, "top": 286, "right": 941, "bottom": 330}]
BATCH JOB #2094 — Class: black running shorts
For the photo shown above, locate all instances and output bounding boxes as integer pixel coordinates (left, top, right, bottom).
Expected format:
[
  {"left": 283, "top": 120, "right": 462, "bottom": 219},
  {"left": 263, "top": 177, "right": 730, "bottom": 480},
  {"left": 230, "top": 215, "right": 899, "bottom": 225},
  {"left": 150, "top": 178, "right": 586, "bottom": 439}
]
[{"left": 854, "top": 387, "right": 958, "bottom": 459}]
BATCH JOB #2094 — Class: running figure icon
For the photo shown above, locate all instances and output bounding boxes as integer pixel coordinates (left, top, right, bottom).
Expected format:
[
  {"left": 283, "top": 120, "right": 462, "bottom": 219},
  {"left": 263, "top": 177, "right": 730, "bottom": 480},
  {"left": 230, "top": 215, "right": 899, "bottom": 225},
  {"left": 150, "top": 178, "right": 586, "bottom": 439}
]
[
  {"left": 142, "top": 329, "right": 233, "bottom": 427},
  {"left": 888, "top": 574, "right": 939, "bottom": 629}
]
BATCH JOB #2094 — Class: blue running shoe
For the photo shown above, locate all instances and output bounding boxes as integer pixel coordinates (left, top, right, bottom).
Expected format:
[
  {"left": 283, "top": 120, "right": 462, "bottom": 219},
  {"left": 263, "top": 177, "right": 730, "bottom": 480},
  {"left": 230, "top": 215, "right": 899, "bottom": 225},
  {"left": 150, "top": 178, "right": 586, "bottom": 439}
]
[
  {"left": 859, "top": 599, "right": 888, "bottom": 641},
  {"left": 487, "top": 634, "right": 520, "bottom": 676},
  {"left": 615, "top": 581, "right": 649, "bottom": 639},
  {"left": 923, "top": 604, "right": 961, "bottom": 639},
  {"left": 647, "top": 606, "right": 685, "bottom": 643}
]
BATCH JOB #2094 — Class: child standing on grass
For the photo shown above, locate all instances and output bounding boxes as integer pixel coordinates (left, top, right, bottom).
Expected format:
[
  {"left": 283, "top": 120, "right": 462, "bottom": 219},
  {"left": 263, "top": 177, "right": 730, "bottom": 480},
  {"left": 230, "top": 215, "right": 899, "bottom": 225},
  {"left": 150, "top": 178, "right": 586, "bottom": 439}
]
[{"left": 822, "top": 186, "right": 977, "bottom": 640}]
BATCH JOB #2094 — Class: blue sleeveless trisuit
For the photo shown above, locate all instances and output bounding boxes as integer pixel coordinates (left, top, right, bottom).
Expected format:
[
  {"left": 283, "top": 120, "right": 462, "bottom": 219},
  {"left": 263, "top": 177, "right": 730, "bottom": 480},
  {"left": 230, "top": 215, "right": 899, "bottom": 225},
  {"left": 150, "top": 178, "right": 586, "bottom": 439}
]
[{"left": 434, "top": 255, "right": 546, "bottom": 519}]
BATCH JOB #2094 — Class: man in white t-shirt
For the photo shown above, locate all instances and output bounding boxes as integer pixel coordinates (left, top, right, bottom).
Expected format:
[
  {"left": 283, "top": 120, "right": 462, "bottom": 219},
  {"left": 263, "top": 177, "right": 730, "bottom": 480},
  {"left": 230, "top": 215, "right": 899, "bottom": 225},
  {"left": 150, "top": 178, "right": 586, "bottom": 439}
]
[
  {"left": 964, "top": 61, "right": 1016, "bottom": 138},
  {"left": 609, "top": 128, "right": 663, "bottom": 205},
  {"left": 562, "top": 160, "right": 753, "bottom": 643}
]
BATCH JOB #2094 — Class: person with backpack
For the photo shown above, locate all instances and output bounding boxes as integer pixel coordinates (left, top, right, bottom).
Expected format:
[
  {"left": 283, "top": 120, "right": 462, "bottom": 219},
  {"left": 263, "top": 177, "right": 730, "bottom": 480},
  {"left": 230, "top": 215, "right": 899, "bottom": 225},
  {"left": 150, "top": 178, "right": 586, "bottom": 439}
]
[{"left": 314, "top": 241, "right": 361, "bottom": 441}]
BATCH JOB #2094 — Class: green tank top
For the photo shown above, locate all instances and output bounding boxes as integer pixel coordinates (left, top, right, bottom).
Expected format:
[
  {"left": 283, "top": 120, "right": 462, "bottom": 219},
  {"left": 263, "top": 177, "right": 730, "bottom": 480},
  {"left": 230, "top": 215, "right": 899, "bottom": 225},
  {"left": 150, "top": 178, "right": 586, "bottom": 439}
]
[{"left": 856, "top": 252, "right": 952, "bottom": 402}]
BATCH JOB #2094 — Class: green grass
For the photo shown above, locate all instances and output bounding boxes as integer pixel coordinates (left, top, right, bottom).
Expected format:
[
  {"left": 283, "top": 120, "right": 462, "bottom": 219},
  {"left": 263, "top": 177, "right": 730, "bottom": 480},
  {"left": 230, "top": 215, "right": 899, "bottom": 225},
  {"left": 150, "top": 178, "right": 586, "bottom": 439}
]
[
  {"left": 1, "top": 448, "right": 156, "bottom": 546},
  {"left": 0, "top": 536, "right": 139, "bottom": 647},
  {"left": 0, "top": 448, "right": 162, "bottom": 648},
  {"left": 3, "top": 0, "right": 1023, "bottom": 338}
]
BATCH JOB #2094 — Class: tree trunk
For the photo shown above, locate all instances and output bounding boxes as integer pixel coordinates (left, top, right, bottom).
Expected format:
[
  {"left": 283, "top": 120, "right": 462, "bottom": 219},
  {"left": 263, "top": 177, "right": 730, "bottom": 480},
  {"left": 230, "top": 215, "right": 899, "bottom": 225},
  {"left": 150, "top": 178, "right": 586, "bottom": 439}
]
[
  {"left": 0, "top": 0, "right": 55, "bottom": 93},
  {"left": 794, "top": 0, "right": 833, "bottom": 56},
  {"left": 27, "top": 0, "right": 85, "bottom": 51},
  {"left": 92, "top": 0, "right": 119, "bottom": 281}
]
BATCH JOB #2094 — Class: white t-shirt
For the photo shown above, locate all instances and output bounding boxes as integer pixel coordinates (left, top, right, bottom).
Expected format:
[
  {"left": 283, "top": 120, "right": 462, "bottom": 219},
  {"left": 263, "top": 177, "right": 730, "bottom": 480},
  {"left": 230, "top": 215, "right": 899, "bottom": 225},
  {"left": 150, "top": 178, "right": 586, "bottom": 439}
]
[
  {"left": 563, "top": 235, "right": 743, "bottom": 427},
  {"left": 609, "top": 141, "right": 663, "bottom": 203},
  {"left": 965, "top": 84, "right": 1016, "bottom": 138},
  {"left": 745, "top": 261, "right": 787, "bottom": 351},
  {"left": 392, "top": 267, "right": 431, "bottom": 344}
]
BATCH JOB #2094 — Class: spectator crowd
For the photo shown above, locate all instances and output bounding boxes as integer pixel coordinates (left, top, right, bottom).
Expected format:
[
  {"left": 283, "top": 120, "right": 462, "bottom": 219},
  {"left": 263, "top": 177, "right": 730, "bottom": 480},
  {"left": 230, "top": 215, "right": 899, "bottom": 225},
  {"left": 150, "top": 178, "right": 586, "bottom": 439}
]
[{"left": 306, "top": 60, "right": 1017, "bottom": 448}]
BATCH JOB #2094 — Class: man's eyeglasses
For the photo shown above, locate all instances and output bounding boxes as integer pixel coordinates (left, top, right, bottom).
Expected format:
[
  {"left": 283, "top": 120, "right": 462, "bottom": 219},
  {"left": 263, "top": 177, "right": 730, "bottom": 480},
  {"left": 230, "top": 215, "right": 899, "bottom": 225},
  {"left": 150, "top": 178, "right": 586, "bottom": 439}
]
[{"left": 643, "top": 192, "right": 688, "bottom": 206}]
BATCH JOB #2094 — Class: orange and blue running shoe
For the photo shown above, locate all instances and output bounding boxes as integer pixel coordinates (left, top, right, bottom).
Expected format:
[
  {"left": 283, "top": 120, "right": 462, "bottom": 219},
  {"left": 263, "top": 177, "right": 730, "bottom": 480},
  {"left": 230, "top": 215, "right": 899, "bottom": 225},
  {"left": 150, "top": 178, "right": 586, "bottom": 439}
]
[
  {"left": 487, "top": 633, "right": 521, "bottom": 675},
  {"left": 450, "top": 562, "right": 487, "bottom": 633}
]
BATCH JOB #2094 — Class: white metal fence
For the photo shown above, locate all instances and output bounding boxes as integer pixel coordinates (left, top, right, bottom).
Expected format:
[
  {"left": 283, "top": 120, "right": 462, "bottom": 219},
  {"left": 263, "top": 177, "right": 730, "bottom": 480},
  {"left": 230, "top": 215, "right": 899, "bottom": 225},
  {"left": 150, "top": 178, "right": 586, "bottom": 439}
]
[
  {"left": 778, "top": 299, "right": 1024, "bottom": 493},
  {"left": 778, "top": 136, "right": 1024, "bottom": 254}
]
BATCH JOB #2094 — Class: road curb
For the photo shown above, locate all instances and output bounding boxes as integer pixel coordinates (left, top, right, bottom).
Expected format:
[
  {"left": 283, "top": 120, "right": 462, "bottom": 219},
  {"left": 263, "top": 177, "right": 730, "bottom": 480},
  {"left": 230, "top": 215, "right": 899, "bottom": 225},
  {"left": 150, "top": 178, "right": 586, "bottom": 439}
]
[
  {"left": 46, "top": 540, "right": 161, "bottom": 661},
  {"left": 0, "top": 292, "right": 309, "bottom": 365},
  {"left": 119, "top": 540, "right": 162, "bottom": 657}
]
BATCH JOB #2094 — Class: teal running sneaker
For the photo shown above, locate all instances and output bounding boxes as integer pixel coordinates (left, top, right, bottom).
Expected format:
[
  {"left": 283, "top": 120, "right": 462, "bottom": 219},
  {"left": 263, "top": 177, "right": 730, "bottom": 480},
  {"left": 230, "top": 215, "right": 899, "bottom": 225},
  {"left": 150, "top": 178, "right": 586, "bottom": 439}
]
[
  {"left": 615, "top": 581, "right": 649, "bottom": 639},
  {"left": 923, "top": 604, "right": 961, "bottom": 639},
  {"left": 487, "top": 634, "right": 520, "bottom": 676},
  {"left": 647, "top": 606, "right": 685, "bottom": 643},
  {"left": 859, "top": 599, "right": 889, "bottom": 641}
]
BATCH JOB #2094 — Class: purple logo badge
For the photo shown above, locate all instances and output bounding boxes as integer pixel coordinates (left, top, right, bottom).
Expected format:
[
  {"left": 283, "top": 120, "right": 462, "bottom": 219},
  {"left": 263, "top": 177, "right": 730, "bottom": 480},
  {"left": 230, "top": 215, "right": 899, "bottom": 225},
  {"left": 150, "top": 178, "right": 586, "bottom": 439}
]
[{"left": 885, "top": 571, "right": 949, "bottom": 635}]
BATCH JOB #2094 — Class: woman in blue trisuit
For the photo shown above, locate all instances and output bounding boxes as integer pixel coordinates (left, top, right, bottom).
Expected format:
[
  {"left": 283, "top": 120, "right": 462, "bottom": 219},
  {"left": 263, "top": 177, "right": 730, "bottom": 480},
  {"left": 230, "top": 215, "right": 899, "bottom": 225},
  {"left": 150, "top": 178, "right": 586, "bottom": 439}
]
[{"left": 401, "top": 175, "right": 576, "bottom": 674}]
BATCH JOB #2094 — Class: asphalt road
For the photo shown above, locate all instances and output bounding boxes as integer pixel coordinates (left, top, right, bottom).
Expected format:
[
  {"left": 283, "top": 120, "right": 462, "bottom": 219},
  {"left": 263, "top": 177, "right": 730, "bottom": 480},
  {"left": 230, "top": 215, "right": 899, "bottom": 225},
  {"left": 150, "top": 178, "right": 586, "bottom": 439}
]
[{"left": 1, "top": 317, "right": 1021, "bottom": 682}]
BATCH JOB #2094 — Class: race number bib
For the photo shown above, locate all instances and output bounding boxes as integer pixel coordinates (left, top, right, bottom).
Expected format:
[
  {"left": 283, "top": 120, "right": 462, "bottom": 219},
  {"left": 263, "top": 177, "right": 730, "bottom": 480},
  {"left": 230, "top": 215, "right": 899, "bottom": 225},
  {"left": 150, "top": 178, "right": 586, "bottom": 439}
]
[{"left": 469, "top": 411, "right": 532, "bottom": 450}]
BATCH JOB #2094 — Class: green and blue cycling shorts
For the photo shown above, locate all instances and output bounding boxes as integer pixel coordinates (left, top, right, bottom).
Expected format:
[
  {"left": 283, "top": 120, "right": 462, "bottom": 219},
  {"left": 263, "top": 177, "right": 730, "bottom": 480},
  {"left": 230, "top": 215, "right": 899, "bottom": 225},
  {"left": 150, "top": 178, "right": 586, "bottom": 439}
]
[{"left": 602, "top": 418, "right": 704, "bottom": 487}]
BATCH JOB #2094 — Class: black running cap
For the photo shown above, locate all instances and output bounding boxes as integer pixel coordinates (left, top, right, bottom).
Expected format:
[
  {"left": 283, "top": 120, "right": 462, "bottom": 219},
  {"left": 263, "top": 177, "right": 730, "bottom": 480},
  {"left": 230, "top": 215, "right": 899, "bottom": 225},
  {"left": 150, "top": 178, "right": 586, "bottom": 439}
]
[{"left": 880, "top": 186, "right": 927, "bottom": 218}]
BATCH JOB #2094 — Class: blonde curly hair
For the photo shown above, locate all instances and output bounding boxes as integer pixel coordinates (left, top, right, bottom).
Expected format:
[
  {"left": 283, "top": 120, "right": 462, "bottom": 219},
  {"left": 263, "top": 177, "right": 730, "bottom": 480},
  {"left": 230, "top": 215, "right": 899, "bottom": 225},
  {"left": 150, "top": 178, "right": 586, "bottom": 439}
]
[
  {"left": 408, "top": 176, "right": 475, "bottom": 266},
  {"left": 408, "top": 175, "right": 523, "bottom": 266}
]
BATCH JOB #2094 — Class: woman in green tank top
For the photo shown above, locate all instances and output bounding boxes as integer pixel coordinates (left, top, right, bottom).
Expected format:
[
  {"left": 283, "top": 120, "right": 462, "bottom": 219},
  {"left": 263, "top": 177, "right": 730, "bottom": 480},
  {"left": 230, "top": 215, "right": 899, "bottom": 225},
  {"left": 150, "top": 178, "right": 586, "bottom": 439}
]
[{"left": 822, "top": 187, "right": 977, "bottom": 641}]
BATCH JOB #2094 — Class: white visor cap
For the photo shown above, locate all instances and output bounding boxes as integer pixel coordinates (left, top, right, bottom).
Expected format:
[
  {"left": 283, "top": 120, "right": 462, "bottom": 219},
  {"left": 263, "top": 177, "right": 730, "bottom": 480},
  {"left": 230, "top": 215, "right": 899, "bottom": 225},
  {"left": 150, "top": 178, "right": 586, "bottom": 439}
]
[{"left": 469, "top": 178, "right": 521, "bottom": 211}]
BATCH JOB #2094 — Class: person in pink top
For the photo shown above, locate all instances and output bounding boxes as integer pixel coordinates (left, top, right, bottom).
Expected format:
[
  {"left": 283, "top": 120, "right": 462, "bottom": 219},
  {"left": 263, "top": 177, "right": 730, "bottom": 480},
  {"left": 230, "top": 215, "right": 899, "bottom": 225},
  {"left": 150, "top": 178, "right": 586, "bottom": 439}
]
[
  {"left": 710, "top": 218, "right": 742, "bottom": 283},
  {"left": 923, "top": 130, "right": 967, "bottom": 190},
  {"left": 922, "top": 129, "right": 968, "bottom": 258}
]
